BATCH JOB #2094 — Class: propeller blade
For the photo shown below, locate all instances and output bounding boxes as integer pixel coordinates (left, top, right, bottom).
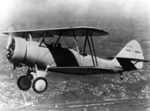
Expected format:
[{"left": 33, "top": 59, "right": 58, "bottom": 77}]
[
  {"left": 29, "top": 33, "right": 32, "bottom": 41},
  {"left": 6, "top": 34, "right": 13, "bottom": 50}
]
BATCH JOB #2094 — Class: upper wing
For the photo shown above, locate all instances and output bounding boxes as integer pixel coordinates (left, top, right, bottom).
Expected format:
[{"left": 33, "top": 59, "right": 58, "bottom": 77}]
[
  {"left": 3, "top": 26, "right": 109, "bottom": 38},
  {"left": 48, "top": 66, "right": 116, "bottom": 75}
]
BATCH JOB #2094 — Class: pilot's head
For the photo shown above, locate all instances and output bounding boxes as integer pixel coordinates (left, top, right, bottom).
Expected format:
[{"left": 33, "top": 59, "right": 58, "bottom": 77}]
[{"left": 57, "top": 43, "right": 62, "bottom": 48}]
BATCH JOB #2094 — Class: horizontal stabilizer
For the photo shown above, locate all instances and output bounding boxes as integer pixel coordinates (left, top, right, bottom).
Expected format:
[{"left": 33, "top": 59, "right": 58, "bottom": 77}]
[
  {"left": 107, "top": 56, "right": 149, "bottom": 62},
  {"left": 116, "top": 57, "right": 149, "bottom": 71},
  {"left": 116, "top": 58, "right": 137, "bottom": 71},
  {"left": 116, "top": 57, "right": 149, "bottom": 62}
]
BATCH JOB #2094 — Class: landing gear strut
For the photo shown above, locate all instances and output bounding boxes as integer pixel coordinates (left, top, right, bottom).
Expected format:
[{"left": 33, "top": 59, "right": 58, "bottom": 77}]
[{"left": 17, "top": 66, "right": 49, "bottom": 93}]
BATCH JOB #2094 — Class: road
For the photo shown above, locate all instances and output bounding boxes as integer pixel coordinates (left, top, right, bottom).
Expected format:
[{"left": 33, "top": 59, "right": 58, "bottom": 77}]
[{"left": 1, "top": 98, "right": 150, "bottom": 111}]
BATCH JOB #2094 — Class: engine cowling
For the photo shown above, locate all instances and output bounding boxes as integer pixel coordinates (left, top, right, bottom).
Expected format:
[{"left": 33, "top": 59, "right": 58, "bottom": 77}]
[
  {"left": 6, "top": 36, "right": 56, "bottom": 68},
  {"left": 6, "top": 37, "right": 27, "bottom": 63},
  {"left": 25, "top": 41, "right": 39, "bottom": 65}
]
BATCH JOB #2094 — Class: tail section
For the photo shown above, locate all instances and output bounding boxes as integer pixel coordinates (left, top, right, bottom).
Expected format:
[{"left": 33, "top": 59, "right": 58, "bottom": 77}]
[
  {"left": 116, "top": 40, "right": 144, "bottom": 59},
  {"left": 115, "top": 40, "right": 145, "bottom": 70}
]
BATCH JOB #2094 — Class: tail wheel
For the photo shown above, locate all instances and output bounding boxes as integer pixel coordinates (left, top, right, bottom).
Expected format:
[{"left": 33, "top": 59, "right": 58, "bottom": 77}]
[
  {"left": 120, "top": 73, "right": 124, "bottom": 80},
  {"left": 17, "top": 75, "right": 31, "bottom": 91},
  {"left": 32, "top": 77, "right": 48, "bottom": 93},
  {"left": 120, "top": 75, "right": 124, "bottom": 80}
]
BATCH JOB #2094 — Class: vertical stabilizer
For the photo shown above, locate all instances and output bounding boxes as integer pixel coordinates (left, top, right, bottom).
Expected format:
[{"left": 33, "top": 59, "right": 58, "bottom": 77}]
[{"left": 116, "top": 40, "right": 144, "bottom": 69}]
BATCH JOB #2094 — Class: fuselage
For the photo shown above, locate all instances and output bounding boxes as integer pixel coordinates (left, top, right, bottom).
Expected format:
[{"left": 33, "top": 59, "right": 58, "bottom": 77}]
[
  {"left": 7, "top": 37, "right": 123, "bottom": 72},
  {"left": 4, "top": 27, "right": 146, "bottom": 93},
  {"left": 70, "top": 49, "right": 123, "bottom": 71}
]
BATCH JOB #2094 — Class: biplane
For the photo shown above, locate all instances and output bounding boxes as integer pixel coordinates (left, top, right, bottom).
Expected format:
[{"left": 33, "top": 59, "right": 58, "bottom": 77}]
[{"left": 3, "top": 26, "right": 149, "bottom": 93}]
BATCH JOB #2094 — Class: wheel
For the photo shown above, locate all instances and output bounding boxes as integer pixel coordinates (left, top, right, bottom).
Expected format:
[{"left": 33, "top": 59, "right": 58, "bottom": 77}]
[
  {"left": 32, "top": 77, "right": 48, "bottom": 93},
  {"left": 120, "top": 75, "right": 124, "bottom": 80},
  {"left": 17, "top": 75, "right": 31, "bottom": 91}
]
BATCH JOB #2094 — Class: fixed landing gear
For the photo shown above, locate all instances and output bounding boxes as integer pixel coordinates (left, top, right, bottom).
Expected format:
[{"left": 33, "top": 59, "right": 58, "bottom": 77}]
[{"left": 17, "top": 66, "right": 48, "bottom": 93}]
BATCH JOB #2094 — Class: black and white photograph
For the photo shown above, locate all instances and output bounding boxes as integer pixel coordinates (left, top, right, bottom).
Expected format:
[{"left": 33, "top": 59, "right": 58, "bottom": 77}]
[{"left": 0, "top": 0, "right": 150, "bottom": 111}]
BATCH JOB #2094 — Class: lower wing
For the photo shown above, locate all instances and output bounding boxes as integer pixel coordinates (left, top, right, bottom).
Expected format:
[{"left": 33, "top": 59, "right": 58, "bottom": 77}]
[{"left": 48, "top": 67, "right": 116, "bottom": 75}]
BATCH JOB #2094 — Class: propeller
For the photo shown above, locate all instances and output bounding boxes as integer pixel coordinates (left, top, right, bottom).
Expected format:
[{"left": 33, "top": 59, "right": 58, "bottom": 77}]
[
  {"left": 5, "top": 34, "right": 15, "bottom": 60},
  {"left": 6, "top": 24, "right": 17, "bottom": 50}
]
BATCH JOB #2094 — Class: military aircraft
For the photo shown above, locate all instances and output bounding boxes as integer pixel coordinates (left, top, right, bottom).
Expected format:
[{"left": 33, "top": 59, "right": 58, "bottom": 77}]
[{"left": 3, "top": 26, "right": 149, "bottom": 93}]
